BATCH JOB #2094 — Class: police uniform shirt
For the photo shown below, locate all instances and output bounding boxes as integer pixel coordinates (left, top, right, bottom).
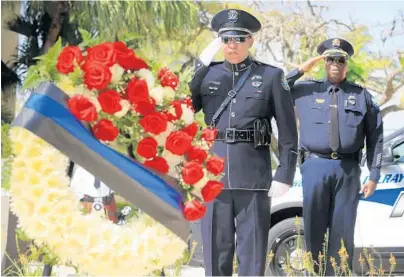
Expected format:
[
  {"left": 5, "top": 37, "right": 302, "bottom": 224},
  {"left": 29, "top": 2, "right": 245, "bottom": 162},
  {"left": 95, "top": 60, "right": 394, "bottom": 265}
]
[
  {"left": 189, "top": 56, "right": 298, "bottom": 190},
  {"left": 287, "top": 69, "right": 383, "bottom": 182}
]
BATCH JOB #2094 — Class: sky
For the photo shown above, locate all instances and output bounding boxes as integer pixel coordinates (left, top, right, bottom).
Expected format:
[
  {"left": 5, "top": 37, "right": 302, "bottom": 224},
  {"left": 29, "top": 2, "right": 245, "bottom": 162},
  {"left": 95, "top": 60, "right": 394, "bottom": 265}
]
[{"left": 262, "top": 0, "right": 404, "bottom": 55}]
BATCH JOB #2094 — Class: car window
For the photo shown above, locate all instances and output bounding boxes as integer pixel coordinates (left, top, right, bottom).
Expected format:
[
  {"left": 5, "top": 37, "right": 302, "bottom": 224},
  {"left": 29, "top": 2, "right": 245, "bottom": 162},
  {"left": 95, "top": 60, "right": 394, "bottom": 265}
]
[{"left": 392, "top": 140, "right": 404, "bottom": 163}]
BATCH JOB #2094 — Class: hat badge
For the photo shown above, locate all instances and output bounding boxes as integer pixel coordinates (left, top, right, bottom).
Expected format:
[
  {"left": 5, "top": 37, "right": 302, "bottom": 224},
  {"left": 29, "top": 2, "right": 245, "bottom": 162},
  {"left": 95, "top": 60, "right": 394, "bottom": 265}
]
[
  {"left": 332, "top": 38, "right": 341, "bottom": 48},
  {"left": 228, "top": 10, "right": 238, "bottom": 23}
]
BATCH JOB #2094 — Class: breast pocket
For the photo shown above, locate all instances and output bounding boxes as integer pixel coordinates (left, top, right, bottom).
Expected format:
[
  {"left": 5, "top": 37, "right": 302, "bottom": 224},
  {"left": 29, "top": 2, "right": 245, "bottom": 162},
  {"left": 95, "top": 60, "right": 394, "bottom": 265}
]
[
  {"left": 201, "top": 88, "right": 223, "bottom": 114},
  {"left": 244, "top": 93, "right": 269, "bottom": 117},
  {"left": 310, "top": 103, "right": 328, "bottom": 124},
  {"left": 344, "top": 105, "right": 364, "bottom": 127}
]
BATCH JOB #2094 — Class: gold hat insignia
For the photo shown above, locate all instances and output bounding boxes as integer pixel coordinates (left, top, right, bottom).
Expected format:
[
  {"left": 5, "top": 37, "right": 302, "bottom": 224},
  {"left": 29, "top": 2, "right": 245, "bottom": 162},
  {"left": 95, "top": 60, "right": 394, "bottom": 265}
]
[{"left": 332, "top": 39, "right": 341, "bottom": 47}]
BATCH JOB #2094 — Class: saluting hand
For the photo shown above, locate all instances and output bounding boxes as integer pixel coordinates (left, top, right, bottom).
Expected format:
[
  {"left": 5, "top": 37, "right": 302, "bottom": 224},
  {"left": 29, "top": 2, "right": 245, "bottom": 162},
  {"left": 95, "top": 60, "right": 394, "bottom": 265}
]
[
  {"left": 360, "top": 180, "right": 377, "bottom": 199},
  {"left": 298, "top": 55, "right": 326, "bottom": 73}
]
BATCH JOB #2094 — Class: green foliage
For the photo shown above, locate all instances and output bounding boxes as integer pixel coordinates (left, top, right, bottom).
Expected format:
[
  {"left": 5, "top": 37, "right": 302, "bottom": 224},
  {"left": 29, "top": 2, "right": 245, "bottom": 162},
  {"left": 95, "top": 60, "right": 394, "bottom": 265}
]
[
  {"left": 1, "top": 123, "right": 13, "bottom": 191},
  {"left": 22, "top": 38, "right": 63, "bottom": 91}
]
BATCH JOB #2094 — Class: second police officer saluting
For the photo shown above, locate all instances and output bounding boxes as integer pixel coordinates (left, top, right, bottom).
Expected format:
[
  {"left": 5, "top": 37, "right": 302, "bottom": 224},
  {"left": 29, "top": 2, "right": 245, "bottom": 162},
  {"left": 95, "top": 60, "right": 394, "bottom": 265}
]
[
  {"left": 189, "top": 9, "right": 298, "bottom": 276},
  {"left": 286, "top": 38, "right": 383, "bottom": 275}
]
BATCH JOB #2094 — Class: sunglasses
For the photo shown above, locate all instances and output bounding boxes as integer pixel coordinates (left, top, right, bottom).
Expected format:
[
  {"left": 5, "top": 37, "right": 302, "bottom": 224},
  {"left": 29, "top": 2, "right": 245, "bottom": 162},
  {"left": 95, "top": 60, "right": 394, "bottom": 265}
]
[
  {"left": 221, "top": 36, "right": 250, "bottom": 44},
  {"left": 325, "top": 57, "right": 347, "bottom": 65}
]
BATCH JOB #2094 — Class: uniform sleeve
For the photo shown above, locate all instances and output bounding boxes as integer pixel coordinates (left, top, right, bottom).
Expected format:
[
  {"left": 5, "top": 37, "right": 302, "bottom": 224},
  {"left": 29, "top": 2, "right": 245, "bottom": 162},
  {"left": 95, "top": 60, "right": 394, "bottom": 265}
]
[
  {"left": 285, "top": 68, "right": 304, "bottom": 89},
  {"left": 364, "top": 89, "right": 383, "bottom": 182},
  {"left": 188, "top": 58, "right": 210, "bottom": 113},
  {"left": 271, "top": 69, "right": 299, "bottom": 186}
]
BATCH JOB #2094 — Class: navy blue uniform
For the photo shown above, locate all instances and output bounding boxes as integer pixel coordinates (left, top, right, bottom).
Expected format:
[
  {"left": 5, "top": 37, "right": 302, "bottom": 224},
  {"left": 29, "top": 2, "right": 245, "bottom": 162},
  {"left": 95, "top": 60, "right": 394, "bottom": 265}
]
[
  {"left": 189, "top": 56, "right": 298, "bottom": 276},
  {"left": 286, "top": 68, "right": 383, "bottom": 274}
]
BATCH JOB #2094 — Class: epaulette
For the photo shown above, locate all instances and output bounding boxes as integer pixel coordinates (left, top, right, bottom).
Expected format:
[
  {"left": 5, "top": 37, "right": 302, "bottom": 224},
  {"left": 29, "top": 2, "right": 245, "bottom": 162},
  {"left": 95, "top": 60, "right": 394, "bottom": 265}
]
[
  {"left": 298, "top": 78, "right": 323, "bottom": 84},
  {"left": 346, "top": 80, "right": 363, "bottom": 89},
  {"left": 209, "top": 61, "right": 224, "bottom": 67},
  {"left": 253, "top": 59, "right": 277, "bottom": 68}
]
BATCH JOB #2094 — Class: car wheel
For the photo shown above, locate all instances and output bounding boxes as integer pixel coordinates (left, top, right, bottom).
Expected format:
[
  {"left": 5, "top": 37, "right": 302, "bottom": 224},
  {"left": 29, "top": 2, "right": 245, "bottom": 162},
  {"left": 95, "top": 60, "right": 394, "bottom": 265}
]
[{"left": 265, "top": 217, "right": 306, "bottom": 276}]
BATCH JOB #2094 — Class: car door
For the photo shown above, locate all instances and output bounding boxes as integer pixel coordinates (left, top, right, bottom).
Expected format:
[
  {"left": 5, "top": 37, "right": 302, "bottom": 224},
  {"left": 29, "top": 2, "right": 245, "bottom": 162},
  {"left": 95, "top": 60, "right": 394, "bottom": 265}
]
[{"left": 354, "top": 136, "right": 404, "bottom": 273}]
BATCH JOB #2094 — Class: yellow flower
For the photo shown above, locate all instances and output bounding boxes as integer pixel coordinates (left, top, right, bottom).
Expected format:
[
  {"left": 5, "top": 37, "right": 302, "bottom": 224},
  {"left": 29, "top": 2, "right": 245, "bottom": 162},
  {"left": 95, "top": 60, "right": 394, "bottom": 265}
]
[
  {"left": 56, "top": 75, "right": 76, "bottom": 95},
  {"left": 8, "top": 125, "right": 187, "bottom": 276}
]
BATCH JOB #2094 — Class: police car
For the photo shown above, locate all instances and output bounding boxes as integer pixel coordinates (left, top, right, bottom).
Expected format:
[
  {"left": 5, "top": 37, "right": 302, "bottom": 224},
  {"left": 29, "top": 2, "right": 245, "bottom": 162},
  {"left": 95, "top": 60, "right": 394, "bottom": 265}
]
[
  {"left": 188, "top": 125, "right": 404, "bottom": 276},
  {"left": 266, "top": 126, "right": 404, "bottom": 276}
]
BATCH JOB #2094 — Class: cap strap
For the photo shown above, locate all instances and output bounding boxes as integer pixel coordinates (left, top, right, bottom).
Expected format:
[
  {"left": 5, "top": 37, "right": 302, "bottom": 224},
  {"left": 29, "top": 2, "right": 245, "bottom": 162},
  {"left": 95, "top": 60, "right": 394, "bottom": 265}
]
[{"left": 323, "top": 49, "right": 349, "bottom": 58}]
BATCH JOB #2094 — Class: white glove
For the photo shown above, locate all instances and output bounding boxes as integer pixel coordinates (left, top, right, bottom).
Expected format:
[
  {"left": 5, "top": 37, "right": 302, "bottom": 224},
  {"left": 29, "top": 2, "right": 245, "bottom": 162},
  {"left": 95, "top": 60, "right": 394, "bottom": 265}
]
[
  {"left": 268, "top": 181, "right": 290, "bottom": 198},
  {"left": 199, "top": 37, "right": 222, "bottom": 66}
]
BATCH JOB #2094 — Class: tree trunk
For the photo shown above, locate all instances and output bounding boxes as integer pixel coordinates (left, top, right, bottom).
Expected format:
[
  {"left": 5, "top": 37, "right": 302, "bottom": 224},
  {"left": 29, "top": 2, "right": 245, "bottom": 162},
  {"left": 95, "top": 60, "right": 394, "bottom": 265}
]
[{"left": 43, "top": 1, "right": 68, "bottom": 53}]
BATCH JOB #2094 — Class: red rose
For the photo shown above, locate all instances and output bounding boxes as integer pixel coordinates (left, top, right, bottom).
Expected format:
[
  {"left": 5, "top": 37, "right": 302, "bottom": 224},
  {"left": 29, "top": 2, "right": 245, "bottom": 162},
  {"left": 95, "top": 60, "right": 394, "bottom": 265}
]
[
  {"left": 201, "top": 181, "right": 224, "bottom": 202},
  {"left": 166, "top": 131, "right": 192, "bottom": 155},
  {"left": 114, "top": 42, "right": 148, "bottom": 70},
  {"left": 56, "top": 46, "right": 83, "bottom": 74},
  {"left": 206, "top": 156, "right": 225, "bottom": 175},
  {"left": 137, "top": 137, "right": 158, "bottom": 159},
  {"left": 67, "top": 95, "right": 98, "bottom": 122},
  {"left": 98, "top": 90, "right": 122, "bottom": 114},
  {"left": 202, "top": 128, "right": 218, "bottom": 142},
  {"left": 126, "top": 77, "right": 149, "bottom": 105},
  {"left": 187, "top": 146, "right": 207, "bottom": 164},
  {"left": 139, "top": 112, "right": 168, "bottom": 135},
  {"left": 83, "top": 62, "right": 112, "bottom": 90},
  {"left": 157, "top": 67, "right": 171, "bottom": 80},
  {"left": 181, "top": 98, "right": 194, "bottom": 111},
  {"left": 165, "top": 101, "right": 183, "bottom": 122},
  {"left": 86, "top": 42, "right": 116, "bottom": 66},
  {"left": 160, "top": 72, "right": 179, "bottom": 90},
  {"left": 92, "top": 119, "right": 119, "bottom": 141},
  {"left": 144, "top": 157, "right": 169, "bottom": 174},
  {"left": 182, "top": 161, "right": 204, "bottom": 185},
  {"left": 133, "top": 97, "right": 156, "bottom": 116},
  {"left": 182, "top": 123, "right": 198, "bottom": 138},
  {"left": 183, "top": 200, "right": 206, "bottom": 221}
]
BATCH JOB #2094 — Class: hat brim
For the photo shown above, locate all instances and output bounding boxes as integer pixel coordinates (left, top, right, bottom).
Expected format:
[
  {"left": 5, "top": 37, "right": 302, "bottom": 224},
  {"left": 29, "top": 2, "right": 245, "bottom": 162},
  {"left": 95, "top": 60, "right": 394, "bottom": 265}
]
[{"left": 219, "top": 30, "right": 250, "bottom": 37}]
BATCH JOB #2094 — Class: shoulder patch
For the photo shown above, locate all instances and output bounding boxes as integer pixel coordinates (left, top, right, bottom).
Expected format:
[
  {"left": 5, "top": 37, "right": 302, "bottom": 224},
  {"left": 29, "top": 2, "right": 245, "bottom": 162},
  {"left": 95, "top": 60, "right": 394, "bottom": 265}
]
[{"left": 281, "top": 71, "right": 290, "bottom": 91}]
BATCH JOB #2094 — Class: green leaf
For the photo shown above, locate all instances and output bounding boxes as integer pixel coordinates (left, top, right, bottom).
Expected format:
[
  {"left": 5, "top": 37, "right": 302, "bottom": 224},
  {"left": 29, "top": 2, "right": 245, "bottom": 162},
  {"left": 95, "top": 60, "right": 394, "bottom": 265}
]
[
  {"left": 22, "top": 65, "right": 41, "bottom": 90},
  {"left": 400, "top": 57, "right": 404, "bottom": 68},
  {"left": 69, "top": 65, "right": 83, "bottom": 86},
  {"left": 16, "top": 228, "right": 31, "bottom": 242}
]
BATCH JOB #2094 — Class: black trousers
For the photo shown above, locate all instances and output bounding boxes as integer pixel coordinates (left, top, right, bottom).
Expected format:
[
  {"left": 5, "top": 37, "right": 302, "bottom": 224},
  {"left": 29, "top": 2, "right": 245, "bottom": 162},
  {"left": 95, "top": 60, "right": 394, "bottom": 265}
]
[
  {"left": 301, "top": 157, "right": 361, "bottom": 275},
  {"left": 201, "top": 190, "right": 271, "bottom": 276}
]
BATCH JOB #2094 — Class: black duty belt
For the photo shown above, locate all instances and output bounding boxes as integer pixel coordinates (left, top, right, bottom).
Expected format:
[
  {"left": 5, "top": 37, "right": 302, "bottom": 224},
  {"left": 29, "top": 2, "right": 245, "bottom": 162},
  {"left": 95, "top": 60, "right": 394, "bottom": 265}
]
[
  {"left": 305, "top": 151, "right": 359, "bottom": 161},
  {"left": 216, "top": 128, "right": 255, "bottom": 143}
]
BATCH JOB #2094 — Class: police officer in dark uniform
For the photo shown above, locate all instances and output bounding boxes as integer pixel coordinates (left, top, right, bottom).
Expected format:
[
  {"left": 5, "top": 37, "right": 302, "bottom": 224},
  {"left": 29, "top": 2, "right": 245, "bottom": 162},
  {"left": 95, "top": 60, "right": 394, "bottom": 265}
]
[
  {"left": 286, "top": 38, "right": 383, "bottom": 275},
  {"left": 189, "top": 9, "right": 298, "bottom": 276}
]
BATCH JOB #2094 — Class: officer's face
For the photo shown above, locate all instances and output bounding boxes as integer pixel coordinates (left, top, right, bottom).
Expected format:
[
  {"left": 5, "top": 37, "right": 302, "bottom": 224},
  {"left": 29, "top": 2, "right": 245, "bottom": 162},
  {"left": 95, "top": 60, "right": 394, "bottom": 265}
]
[
  {"left": 325, "top": 56, "right": 348, "bottom": 84},
  {"left": 221, "top": 36, "right": 253, "bottom": 64}
]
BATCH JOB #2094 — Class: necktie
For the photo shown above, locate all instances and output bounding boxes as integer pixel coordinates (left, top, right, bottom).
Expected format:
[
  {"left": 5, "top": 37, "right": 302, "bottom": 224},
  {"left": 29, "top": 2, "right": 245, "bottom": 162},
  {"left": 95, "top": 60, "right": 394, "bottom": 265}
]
[
  {"left": 94, "top": 177, "right": 101, "bottom": 189},
  {"left": 329, "top": 87, "right": 340, "bottom": 152}
]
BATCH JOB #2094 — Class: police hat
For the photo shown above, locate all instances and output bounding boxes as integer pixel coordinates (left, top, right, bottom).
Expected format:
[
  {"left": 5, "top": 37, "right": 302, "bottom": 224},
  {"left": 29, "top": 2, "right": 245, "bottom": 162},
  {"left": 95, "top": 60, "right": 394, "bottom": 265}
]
[
  {"left": 211, "top": 9, "right": 261, "bottom": 37},
  {"left": 317, "top": 38, "right": 354, "bottom": 59}
]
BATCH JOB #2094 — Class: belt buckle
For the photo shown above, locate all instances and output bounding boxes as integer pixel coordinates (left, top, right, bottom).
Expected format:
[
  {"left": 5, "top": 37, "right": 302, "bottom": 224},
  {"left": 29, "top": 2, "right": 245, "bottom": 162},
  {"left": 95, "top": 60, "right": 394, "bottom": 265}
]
[
  {"left": 228, "top": 90, "right": 236, "bottom": 98},
  {"left": 331, "top": 152, "right": 338, "bottom": 160},
  {"left": 225, "top": 128, "right": 236, "bottom": 143}
]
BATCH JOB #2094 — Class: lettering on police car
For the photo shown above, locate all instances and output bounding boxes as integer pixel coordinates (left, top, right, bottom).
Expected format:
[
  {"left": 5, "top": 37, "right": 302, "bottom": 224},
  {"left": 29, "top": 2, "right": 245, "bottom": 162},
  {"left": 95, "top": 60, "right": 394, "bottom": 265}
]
[
  {"left": 362, "top": 173, "right": 404, "bottom": 184},
  {"left": 391, "top": 191, "right": 404, "bottom": 218}
]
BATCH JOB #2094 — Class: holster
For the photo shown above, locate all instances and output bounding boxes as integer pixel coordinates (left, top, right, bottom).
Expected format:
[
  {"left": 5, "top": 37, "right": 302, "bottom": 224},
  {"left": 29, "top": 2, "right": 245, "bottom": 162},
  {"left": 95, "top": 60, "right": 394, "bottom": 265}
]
[
  {"left": 298, "top": 148, "right": 306, "bottom": 166},
  {"left": 253, "top": 119, "right": 272, "bottom": 149}
]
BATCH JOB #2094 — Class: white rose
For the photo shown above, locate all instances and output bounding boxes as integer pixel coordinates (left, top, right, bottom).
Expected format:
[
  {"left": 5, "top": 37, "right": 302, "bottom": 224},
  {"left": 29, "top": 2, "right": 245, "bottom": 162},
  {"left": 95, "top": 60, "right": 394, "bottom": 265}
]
[
  {"left": 149, "top": 86, "right": 165, "bottom": 105},
  {"left": 137, "top": 69, "right": 155, "bottom": 89},
  {"left": 180, "top": 104, "right": 194, "bottom": 125},
  {"left": 161, "top": 150, "right": 184, "bottom": 178},
  {"left": 114, "top": 99, "right": 131, "bottom": 118},
  {"left": 109, "top": 64, "right": 125, "bottom": 84},
  {"left": 163, "top": 87, "right": 176, "bottom": 102},
  {"left": 152, "top": 122, "right": 174, "bottom": 146},
  {"left": 88, "top": 96, "right": 102, "bottom": 112}
]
